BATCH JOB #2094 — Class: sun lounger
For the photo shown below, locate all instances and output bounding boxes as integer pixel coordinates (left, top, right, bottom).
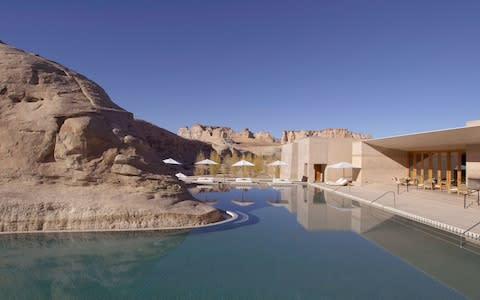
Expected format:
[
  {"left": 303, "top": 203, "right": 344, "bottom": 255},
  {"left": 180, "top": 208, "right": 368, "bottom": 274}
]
[
  {"left": 270, "top": 178, "right": 293, "bottom": 185},
  {"left": 194, "top": 177, "right": 215, "bottom": 184},
  {"left": 325, "top": 178, "right": 349, "bottom": 186},
  {"left": 175, "top": 172, "right": 188, "bottom": 181},
  {"left": 235, "top": 177, "right": 253, "bottom": 183}
]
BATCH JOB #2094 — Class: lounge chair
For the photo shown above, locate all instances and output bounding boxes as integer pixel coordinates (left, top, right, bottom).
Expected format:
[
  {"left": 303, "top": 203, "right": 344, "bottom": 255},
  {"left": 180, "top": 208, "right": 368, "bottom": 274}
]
[
  {"left": 194, "top": 177, "right": 215, "bottom": 184},
  {"left": 235, "top": 177, "right": 253, "bottom": 183},
  {"left": 325, "top": 178, "right": 349, "bottom": 186},
  {"left": 271, "top": 178, "right": 293, "bottom": 185},
  {"left": 175, "top": 172, "right": 188, "bottom": 181}
]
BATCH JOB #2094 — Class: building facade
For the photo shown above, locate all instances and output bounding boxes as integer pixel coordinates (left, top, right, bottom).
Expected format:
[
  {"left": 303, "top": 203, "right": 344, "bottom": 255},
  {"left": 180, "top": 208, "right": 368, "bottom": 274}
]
[
  {"left": 353, "top": 121, "right": 480, "bottom": 188},
  {"left": 281, "top": 137, "right": 356, "bottom": 183}
]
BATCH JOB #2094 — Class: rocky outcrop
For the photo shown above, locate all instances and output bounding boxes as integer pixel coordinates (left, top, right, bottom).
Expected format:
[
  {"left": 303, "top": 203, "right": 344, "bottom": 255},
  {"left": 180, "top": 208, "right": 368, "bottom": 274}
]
[
  {"left": 0, "top": 42, "right": 220, "bottom": 232},
  {"left": 178, "top": 124, "right": 279, "bottom": 156},
  {"left": 281, "top": 128, "right": 372, "bottom": 144},
  {"left": 254, "top": 131, "right": 276, "bottom": 143}
]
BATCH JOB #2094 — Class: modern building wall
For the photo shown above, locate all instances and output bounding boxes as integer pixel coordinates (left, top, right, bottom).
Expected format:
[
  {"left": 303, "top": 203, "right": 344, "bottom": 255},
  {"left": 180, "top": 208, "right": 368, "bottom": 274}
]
[
  {"left": 324, "top": 139, "right": 355, "bottom": 181},
  {"left": 353, "top": 141, "right": 408, "bottom": 186},
  {"left": 281, "top": 137, "right": 355, "bottom": 182},
  {"left": 280, "top": 142, "right": 297, "bottom": 180}
]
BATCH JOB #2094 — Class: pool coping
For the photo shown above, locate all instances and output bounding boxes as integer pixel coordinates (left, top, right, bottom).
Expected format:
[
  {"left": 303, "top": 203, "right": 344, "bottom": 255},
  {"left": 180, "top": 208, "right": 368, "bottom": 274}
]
[
  {"left": 311, "top": 183, "right": 480, "bottom": 243},
  {"left": 0, "top": 210, "right": 238, "bottom": 235}
]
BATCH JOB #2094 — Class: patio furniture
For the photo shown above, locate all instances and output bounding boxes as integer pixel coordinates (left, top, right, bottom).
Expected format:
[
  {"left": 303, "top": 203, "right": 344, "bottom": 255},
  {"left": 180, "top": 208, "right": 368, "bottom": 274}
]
[
  {"left": 235, "top": 177, "right": 253, "bottom": 183},
  {"left": 270, "top": 178, "right": 293, "bottom": 186},
  {"left": 458, "top": 184, "right": 476, "bottom": 208},
  {"left": 423, "top": 179, "right": 434, "bottom": 190},
  {"left": 194, "top": 177, "right": 215, "bottom": 184},
  {"left": 326, "top": 178, "right": 348, "bottom": 186},
  {"left": 415, "top": 176, "right": 424, "bottom": 189}
]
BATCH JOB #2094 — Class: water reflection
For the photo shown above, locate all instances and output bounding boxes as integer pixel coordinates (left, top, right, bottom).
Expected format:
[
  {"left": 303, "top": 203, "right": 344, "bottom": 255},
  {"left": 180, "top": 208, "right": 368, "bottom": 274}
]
[
  {"left": 278, "top": 186, "right": 391, "bottom": 234},
  {"left": 278, "top": 186, "right": 480, "bottom": 299},
  {"left": 0, "top": 231, "right": 187, "bottom": 299}
]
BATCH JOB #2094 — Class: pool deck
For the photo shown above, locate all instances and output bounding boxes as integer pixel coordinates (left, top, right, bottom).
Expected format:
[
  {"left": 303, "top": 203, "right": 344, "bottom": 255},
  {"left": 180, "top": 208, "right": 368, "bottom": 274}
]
[{"left": 311, "top": 182, "right": 480, "bottom": 239}]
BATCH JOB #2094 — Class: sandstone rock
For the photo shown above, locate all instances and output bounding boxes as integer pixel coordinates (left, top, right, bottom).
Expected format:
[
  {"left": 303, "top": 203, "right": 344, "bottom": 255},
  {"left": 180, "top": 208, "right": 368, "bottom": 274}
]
[
  {"left": 111, "top": 164, "right": 143, "bottom": 176},
  {"left": 0, "top": 42, "right": 221, "bottom": 232},
  {"left": 254, "top": 131, "right": 276, "bottom": 143},
  {"left": 281, "top": 128, "right": 372, "bottom": 144},
  {"left": 178, "top": 124, "right": 279, "bottom": 156}
]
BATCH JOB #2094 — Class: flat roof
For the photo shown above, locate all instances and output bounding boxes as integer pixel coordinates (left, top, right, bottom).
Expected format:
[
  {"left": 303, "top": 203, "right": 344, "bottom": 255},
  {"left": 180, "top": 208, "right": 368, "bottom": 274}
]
[{"left": 365, "top": 125, "right": 480, "bottom": 151}]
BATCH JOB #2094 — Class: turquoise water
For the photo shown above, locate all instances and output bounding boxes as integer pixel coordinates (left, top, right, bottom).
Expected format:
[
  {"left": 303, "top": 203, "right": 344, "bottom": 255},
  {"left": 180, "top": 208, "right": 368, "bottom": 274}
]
[{"left": 1, "top": 185, "right": 479, "bottom": 299}]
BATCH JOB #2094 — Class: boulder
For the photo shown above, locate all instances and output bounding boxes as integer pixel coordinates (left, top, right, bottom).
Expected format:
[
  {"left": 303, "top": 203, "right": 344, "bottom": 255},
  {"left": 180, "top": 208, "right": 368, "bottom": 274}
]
[{"left": 0, "top": 41, "right": 221, "bottom": 232}]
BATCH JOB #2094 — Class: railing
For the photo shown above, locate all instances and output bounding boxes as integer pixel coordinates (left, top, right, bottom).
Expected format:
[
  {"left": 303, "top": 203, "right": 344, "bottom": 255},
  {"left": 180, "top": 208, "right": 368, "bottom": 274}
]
[
  {"left": 460, "top": 220, "right": 480, "bottom": 247},
  {"left": 370, "top": 191, "right": 396, "bottom": 208}
]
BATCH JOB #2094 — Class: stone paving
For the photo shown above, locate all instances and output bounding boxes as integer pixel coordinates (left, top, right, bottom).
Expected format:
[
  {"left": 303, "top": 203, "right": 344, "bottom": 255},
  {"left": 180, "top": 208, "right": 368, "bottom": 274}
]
[{"left": 311, "top": 182, "right": 480, "bottom": 236}]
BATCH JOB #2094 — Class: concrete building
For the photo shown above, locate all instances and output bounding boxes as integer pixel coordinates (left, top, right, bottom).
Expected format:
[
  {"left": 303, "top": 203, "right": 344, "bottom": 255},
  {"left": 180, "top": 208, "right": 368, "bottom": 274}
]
[
  {"left": 280, "top": 137, "right": 356, "bottom": 183},
  {"left": 353, "top": 121, "right": 480, "bottom": 188}
]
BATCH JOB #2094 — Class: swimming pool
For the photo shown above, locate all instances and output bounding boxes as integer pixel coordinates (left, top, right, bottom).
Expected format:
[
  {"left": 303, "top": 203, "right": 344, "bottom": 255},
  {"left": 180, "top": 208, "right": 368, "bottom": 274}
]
[{"left": 1, "top": 185, "right": 479, "bottom": 299}]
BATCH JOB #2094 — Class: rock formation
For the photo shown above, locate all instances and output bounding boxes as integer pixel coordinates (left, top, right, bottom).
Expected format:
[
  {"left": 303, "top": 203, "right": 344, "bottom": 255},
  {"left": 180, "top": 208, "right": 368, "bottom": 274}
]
[
  {"left": 178, "top": 124, "right": 279, "bottom": 156},
  {"left": 0, "top": 41, "right": 220, "bottom": 232},
  {"left": 281, "top": 128, "right": 372, "bottom": 144}
]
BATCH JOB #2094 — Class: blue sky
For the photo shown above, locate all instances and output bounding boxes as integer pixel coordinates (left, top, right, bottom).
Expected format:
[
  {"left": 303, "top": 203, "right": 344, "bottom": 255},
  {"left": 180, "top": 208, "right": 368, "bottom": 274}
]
[{"left": 2, "top": 0, "right": 480, "bottom": 138}]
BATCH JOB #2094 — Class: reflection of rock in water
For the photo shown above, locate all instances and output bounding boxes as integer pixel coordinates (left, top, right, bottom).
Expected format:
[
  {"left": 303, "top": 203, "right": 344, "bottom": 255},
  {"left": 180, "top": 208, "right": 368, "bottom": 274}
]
[{"left": 0, "top": 231, "right": 187, "bottom": 299}]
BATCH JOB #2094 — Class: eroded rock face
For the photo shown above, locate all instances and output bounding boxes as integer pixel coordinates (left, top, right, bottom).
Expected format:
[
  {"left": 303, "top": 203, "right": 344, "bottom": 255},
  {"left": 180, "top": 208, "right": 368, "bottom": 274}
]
[
  {"left": 0, "top": 42, "right": 220, "bottom": 232},
  {"left": 178, "top": 124, "right": 279, "bottom": 156},
  {"left": 281, "top": 128, "right": 372, "bottom": 144}
]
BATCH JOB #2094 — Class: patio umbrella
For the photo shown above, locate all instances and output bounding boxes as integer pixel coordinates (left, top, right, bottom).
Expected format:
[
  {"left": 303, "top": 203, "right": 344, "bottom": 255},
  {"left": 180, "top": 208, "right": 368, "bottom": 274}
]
[
  {"left": 232, "top": 159, "right": 255, "bottom": 177},
  {"left": 195, "top": 159, "right": 219, "bottom": 176},
  {"left": 268, "top": 160, "right": 287, "bottom": 178},
  {"left": 268, "top": 160, "right": 288, "bottom": 167},
  {"left": 163, "top": 158, "right": 182, "bottom": 165},
  {"left": 327, "top": 162, "right": 357, "bottom": 179},
  {"left": 195, "top": 159, "right": 218, "bottom": 165},
  {"left": 175, "top": 172, "right": 187, "bottom": 180}
]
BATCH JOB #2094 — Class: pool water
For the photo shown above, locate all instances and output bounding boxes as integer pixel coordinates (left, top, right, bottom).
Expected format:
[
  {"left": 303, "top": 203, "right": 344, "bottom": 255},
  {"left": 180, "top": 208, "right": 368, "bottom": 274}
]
[{"left": 1, "top": 185, "right": 480, "bottom": 299}]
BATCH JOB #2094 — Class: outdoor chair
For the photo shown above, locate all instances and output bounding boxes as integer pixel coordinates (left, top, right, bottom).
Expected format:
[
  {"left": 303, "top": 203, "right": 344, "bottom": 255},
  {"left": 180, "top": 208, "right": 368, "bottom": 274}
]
[
  {"left": 457, "top": 184, "right": 470, "bottom": 195},
  {"left": 415, "top": 177, "right": 425, "bottom": 189},
  {"left": 423, "top": 179, "right": 434, "bottom": 190}
]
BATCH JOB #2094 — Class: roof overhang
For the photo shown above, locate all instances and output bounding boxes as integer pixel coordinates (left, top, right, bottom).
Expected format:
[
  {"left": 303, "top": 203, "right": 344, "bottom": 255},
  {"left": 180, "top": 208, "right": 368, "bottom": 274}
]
[{"left": 365, "top": 125, "right": 480, "bottom": 152}]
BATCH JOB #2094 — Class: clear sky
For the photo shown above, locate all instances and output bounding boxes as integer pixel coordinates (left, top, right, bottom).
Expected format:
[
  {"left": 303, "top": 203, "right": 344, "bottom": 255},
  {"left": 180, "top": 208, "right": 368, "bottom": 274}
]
[{"left": 2, "top": 0, "right": 480, "bottom": 138}]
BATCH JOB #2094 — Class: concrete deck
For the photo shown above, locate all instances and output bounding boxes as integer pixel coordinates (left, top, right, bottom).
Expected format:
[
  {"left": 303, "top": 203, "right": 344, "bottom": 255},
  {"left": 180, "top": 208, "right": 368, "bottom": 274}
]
[{"left": 311, "top": 182, "right": 480, "bottom": 239}]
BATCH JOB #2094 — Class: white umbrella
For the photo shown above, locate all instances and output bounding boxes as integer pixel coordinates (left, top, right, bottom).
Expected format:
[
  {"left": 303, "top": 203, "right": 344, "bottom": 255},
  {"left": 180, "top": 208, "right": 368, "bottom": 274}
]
[
  {"left": 327, "top": 162, "right": 357, "bottom": 179},
  {"left": 163, "top": 158, "right": 182, "bottom": 165},
  {"left": 175, "top": 172, "right": 187, "bottom": 179},
  {"left": 232, "top": 160, "right": 255, "bottom": 167},
  {"left": 195, "top": 159, "right": 218, "bottom": 165},
  {"left": 195, "top": 159, "right": 219, "bottom": 176},
  {"left": 232, "top": 159, "right": 255, "bottom": 177},
  {"left": 268, "top": 160, "right": 287, "bottom": 178},
  {"left": 328, "top": 162, "right": 356, "bottom": 169},
  {"left": 268, "top": 160, "right": 287, "bottom": 167}
]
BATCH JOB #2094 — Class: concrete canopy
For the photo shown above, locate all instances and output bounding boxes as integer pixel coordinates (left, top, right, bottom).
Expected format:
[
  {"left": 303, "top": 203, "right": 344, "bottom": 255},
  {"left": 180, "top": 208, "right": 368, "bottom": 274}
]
[{"left": 365, "top": 125, "right": 480, "bottom": 152}]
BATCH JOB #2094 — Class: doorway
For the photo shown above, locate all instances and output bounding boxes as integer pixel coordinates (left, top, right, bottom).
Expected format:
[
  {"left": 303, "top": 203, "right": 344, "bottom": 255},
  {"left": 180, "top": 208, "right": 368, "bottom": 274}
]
[{"left": 314, "top": 164, "right": 326, "bottom": 182}]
